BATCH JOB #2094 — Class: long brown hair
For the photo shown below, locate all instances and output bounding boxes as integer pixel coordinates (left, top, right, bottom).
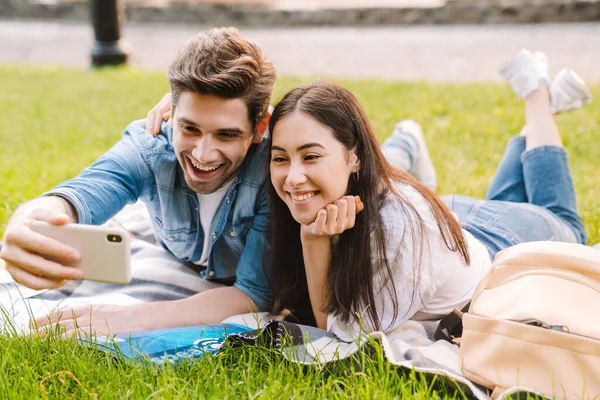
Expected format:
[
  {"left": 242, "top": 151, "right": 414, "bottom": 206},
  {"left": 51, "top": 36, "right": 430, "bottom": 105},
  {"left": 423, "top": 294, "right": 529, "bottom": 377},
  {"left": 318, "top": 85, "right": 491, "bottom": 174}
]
[{"left": 268, "top": 81, "right": 470, "bottom": 330}]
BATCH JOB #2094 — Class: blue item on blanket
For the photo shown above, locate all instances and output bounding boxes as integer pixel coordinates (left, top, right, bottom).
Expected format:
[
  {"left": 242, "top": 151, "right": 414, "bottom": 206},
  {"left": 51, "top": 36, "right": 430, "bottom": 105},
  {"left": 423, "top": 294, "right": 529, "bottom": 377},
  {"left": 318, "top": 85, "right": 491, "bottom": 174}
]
[{"left": 80, "top": 323, "right": 253, "bottom": 365}]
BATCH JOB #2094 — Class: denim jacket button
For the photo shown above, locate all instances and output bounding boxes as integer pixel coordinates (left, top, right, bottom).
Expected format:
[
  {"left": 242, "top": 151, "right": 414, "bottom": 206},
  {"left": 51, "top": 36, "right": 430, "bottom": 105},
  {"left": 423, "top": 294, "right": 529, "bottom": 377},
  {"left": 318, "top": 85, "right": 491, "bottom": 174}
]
[
  {"left": 212, "top": 232, "right": 217, "bottom": 239},
  {"left": 168, "top": 236, "right": 175, "bottom": 241},
  {"left": 208, "top": 271, "right": 215, "bottom": 277},
  {"left": 229, "top": 230, "right": 236, "bottom": 237}
]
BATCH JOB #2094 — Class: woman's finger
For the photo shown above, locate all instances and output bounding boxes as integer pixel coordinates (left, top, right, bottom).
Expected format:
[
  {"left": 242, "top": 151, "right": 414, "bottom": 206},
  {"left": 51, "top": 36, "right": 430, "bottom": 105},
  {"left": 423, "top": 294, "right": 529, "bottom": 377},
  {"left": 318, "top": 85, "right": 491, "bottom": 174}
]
[
  {"left": 325, "top": 205, "right": 338, "bottom": 235},
  {"left": 344, "top": 196, "right": 357, "bottom": 229},
  {"left": 334, "top": 198, "right": 348, "bottom": 233},
  {"left": 145, "top": 110, "right": 155, "bottom": 135},
  {"left": 314, "top": 209, "right": 328, "bottom": 235},
  {"left": 152, "top": 108, "right": 164, "bottom": 136},
  {"left": 355, "top": 196, "right": 364, "bottom": 214}
]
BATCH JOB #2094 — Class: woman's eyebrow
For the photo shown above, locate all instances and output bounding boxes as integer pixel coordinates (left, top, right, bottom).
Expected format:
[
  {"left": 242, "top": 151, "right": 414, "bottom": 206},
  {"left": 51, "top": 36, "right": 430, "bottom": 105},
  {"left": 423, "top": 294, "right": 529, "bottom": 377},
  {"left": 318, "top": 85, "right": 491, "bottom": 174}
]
[
  {"left": 271, "top": 145, "right": 287, "bottom": 152},
  {"left": 297, "top": 143, "right": 325, "bottom": 151},
  {"left": 271, "top": 143, "right": 325, "bottom": 152}
]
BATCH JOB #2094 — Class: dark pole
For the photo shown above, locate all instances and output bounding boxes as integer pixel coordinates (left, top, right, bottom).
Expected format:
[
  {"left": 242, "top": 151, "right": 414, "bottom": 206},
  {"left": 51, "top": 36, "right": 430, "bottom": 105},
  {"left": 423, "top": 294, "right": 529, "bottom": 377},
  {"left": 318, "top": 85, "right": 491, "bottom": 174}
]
[{"left": 90, "top": 0, "right": 130, "bottom": 67}]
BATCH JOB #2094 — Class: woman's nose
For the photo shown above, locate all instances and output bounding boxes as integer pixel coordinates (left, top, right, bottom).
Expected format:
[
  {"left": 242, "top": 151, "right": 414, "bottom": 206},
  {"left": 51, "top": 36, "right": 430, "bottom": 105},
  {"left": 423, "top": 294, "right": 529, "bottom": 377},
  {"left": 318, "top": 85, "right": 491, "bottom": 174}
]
[{"left": 285, "top": 162, "right": 307, "bottom": 186}]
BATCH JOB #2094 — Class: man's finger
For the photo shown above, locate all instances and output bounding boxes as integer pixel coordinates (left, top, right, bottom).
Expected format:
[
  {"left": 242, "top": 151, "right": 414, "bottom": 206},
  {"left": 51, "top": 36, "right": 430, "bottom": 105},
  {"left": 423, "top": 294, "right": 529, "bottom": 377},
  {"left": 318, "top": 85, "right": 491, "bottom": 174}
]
[
  {"left": 35, "top": 307, "right": 85, "bottom": 327},
  {"left": 6, "top": 264, "right": 70, "bottom": 290},
  {"left": 4, "top": 246, "right": 83, "bottom": 280},
  {"left": 4, "top": 227, "right": 80, "bottom": 265}
]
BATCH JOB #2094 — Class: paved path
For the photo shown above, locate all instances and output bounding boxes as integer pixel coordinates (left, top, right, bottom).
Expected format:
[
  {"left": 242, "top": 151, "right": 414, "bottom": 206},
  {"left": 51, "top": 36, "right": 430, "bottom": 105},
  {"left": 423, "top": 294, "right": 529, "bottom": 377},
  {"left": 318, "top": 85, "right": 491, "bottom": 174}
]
[{"left": 1, "top": 19, "right": 599, "bottom": 82}]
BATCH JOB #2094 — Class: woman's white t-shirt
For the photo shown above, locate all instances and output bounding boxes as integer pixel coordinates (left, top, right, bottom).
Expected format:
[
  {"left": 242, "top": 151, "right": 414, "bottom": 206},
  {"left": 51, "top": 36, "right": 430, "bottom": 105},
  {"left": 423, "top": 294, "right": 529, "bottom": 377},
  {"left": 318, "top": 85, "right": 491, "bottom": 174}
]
[{"left": 327, "top": 184, "right": 492, "bottom": 341}]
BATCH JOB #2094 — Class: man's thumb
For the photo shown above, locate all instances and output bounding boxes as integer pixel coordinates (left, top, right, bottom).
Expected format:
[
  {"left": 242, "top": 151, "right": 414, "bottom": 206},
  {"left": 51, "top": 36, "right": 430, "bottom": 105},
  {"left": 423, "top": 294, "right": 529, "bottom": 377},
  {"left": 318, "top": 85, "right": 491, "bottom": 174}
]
[{"left": 30, "top": 209, "right": 71, "bottom": 225}]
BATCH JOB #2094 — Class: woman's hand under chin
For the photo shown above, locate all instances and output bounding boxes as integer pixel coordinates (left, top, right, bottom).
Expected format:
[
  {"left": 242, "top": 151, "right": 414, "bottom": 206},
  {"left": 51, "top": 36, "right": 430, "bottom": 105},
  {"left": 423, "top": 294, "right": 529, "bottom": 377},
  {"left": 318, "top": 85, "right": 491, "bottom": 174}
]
[{"left": 300, "top": 195, "right": 364, "bottom": 241}]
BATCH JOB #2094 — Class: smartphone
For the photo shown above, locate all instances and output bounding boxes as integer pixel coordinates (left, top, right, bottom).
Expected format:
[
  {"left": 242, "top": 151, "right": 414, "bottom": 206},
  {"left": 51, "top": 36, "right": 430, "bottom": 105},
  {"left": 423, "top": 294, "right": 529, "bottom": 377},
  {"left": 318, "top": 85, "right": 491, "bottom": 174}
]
[{"left": 30, "top": 221, "right": 131, "bottom": 285}]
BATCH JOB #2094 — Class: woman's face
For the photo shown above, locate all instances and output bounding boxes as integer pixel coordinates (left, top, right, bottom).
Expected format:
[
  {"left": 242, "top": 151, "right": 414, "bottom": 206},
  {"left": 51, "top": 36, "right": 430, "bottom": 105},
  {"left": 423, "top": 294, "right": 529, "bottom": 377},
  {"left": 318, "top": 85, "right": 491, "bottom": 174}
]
[{"left": 270, "top": 111, "right": 356, "bottom": 225}]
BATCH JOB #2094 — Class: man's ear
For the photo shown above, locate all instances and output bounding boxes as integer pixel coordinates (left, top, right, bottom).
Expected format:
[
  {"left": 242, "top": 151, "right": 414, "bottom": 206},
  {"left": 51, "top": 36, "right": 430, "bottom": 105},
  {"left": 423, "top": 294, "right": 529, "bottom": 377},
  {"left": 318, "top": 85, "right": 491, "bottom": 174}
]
[{"left": 252, "top": 113, "right": 271, "bottom": 144}]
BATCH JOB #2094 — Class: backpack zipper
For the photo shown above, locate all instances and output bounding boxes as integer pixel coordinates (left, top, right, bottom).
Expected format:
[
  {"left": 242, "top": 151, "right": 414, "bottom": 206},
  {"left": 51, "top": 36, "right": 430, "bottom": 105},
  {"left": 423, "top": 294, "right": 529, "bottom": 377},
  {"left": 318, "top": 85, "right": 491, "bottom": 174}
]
[{"left": 518, "top": 319, "right": 569, "bottom": 333}]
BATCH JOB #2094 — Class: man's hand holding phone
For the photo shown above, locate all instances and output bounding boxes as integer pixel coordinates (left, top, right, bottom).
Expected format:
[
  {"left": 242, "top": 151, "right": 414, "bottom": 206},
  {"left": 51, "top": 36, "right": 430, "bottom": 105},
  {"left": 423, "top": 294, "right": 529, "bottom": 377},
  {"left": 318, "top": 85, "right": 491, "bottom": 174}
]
[{"left": 0, "top": 205, "right": 83, "bottom": 290}]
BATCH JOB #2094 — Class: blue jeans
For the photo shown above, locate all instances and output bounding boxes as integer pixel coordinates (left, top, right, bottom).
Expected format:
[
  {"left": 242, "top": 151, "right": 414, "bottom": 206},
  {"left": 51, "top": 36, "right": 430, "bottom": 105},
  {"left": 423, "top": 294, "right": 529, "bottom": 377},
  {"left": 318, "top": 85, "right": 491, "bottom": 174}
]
[{"left": 441, "top": 136, "right": 587, "bottom": 260}]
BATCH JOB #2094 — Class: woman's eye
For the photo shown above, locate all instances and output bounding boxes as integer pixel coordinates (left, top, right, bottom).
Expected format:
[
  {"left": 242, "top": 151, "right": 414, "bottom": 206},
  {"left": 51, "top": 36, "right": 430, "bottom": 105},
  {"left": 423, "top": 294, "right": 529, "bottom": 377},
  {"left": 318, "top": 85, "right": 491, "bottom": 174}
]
[
  {"left": 304, "top": 154, "right": 320, "bottom": 161},
  {"left": 271, "top": 156, "right": 287, "bottom": 163}
]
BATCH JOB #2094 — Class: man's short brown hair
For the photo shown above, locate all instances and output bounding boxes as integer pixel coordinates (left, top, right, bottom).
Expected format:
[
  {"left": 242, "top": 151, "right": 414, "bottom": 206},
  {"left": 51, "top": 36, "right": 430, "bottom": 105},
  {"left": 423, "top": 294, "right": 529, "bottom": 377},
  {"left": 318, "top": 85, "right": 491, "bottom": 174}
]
[{"left": 168, "top": 27, "right": 276, "bottom": 131}]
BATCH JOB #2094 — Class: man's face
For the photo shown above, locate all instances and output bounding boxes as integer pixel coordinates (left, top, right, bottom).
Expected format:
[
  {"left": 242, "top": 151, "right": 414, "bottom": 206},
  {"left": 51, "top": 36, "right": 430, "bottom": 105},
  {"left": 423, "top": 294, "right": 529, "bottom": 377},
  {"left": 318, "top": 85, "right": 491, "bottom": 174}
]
[{"left": 172, "top": 92, "right": 261, "bottom": 194}]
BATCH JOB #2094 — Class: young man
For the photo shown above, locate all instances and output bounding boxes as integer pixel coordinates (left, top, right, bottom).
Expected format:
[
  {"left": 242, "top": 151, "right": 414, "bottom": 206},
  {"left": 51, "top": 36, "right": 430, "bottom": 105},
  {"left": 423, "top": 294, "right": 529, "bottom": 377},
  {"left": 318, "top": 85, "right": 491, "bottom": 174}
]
[{"left": 0, "top": 27, "right": 276, "bottom": 334}]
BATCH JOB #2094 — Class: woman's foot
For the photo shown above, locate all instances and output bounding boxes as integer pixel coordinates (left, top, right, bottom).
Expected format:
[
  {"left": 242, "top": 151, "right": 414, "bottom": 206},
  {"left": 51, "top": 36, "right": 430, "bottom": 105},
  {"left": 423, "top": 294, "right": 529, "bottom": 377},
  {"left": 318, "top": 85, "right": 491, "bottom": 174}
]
[
  {"left": 499, "top": 49, "right": 550, "bottom": 100},
  {"left": 381, "top": 120, "right": 437, "bottom": 191},
  {"left": 550, "top": 67, "right": 593, "bottom": 114},
  {"left": 500, "top": 49, "right": 593, "bottom": 114}
]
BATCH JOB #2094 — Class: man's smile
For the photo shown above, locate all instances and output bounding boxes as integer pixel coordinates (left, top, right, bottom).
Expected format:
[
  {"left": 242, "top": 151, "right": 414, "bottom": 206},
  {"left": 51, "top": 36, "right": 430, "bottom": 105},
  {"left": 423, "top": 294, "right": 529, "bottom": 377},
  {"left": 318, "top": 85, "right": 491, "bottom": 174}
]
[{"left": 185, "top": 155, "right": 225, "bottom": 181}]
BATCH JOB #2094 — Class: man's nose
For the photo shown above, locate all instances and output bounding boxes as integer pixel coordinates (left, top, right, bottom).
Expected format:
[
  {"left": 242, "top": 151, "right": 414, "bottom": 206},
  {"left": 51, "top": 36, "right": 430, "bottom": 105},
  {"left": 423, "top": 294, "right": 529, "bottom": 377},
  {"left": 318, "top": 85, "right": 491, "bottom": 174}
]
[
  {"left": 285, "top": 161, "right": 307, "bottom": 186},
  {"left": 191, "top": 136, "right": 217, "bottom": 163}
]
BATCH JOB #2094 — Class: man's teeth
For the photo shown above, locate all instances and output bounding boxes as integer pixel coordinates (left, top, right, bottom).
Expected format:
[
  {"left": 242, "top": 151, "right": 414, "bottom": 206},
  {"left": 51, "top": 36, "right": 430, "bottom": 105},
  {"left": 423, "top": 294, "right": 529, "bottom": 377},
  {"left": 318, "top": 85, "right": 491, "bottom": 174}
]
[
  {"left": 291, "top": 192, "right": 317, "bottom": 201},
  {"left": 190, "top": 159, "right": 219, "bottom": 172}
]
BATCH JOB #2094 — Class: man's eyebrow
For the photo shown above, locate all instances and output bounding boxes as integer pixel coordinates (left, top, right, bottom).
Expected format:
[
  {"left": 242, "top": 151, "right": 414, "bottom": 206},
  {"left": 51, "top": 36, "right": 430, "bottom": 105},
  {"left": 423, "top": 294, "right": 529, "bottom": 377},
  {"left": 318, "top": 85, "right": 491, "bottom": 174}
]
[
  {"left": 216, "top": 128, "right": 245, "bottom": 135},
  {"left": 177, "top": 118, "right": 245, "bottom": 134},
  {"left": 177, "top": 117, "right": 200, "bottom": 127},
  {"left": 271, "top": 143, "right": 326, "bottom": 152}
]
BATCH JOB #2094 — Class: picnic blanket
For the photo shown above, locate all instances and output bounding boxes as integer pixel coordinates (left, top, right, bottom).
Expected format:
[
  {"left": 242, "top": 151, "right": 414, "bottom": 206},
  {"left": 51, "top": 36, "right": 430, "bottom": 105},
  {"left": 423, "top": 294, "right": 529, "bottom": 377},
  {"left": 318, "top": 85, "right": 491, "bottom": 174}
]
[{"left": 1, "top": 202, "right": 597, "bottom": 399}]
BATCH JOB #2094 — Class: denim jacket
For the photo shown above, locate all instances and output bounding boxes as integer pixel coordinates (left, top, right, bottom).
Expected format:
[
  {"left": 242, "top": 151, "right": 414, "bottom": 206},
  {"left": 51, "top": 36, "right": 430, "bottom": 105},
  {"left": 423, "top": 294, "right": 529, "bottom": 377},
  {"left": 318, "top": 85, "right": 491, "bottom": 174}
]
[{"left": 47, "top": 119, "right": 273, "bottom": 311}]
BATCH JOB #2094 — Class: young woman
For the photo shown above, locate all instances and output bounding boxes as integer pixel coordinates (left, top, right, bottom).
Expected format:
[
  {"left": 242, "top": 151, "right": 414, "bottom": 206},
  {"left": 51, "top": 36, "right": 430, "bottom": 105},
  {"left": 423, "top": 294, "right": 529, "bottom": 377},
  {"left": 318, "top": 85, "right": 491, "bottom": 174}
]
[{"left": 267, "top": 50, "right": 589, "bottom": 340}]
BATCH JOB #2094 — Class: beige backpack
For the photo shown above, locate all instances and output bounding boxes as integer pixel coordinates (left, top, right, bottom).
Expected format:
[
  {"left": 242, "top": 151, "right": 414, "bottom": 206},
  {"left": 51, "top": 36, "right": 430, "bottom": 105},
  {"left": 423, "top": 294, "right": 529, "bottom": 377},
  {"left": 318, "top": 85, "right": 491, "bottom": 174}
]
[{"left": 458, "top": 241, "right": 600, "bottom": 399}]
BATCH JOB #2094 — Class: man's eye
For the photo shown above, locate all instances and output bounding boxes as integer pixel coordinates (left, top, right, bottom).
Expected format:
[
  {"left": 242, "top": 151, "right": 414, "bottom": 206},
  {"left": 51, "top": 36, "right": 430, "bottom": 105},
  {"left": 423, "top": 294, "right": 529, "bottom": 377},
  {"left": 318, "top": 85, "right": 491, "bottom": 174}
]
[{"left": 182, "top": 125, "right": 197, "bottom": 132}]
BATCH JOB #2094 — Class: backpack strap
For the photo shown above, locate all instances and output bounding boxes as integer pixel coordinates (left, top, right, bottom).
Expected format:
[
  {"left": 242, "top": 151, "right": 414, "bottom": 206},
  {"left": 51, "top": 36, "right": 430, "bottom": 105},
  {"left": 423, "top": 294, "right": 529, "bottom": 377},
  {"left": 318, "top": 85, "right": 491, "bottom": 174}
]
[{"left": 434, "top": 302, "right": 470, "bottom": 344}]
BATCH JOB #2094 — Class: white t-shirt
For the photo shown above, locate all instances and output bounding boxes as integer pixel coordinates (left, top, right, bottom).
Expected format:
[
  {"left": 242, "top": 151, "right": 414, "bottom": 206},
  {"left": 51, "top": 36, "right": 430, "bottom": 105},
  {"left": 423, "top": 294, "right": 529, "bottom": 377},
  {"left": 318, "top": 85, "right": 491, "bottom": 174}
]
[
  {"left": 193, "top": 180, "right": 234, "bottom": 267},
  {"left": 327, "top": 184, "right": 492, "bottom": 341}
]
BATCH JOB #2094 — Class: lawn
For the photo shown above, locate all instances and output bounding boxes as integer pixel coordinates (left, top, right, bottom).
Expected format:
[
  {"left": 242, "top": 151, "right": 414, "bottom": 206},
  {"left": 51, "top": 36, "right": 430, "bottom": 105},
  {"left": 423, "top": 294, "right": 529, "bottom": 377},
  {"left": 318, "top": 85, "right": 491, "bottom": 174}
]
[{"left": 0, "top": 65, "right": 598, "bottom": 398}]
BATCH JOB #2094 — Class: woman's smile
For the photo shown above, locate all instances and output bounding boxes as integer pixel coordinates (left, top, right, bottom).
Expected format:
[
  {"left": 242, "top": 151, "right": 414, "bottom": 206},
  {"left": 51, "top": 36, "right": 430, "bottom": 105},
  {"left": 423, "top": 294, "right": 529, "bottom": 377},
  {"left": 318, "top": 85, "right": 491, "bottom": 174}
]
[{"left": 288, "top": 190, "right": 320, "bottom": 205}]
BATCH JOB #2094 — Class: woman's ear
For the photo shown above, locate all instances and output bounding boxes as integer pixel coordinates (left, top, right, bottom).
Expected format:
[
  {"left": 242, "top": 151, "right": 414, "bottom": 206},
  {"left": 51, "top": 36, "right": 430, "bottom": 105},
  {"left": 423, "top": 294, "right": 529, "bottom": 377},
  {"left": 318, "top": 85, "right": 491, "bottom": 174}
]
[{"left": 349, "top": 152, "right": 360, "bottom": 172}]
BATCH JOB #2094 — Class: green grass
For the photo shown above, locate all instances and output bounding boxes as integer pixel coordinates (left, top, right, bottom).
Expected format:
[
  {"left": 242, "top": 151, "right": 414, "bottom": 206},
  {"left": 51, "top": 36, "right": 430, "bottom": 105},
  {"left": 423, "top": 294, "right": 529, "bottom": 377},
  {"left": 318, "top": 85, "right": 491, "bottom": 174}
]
[{"left": 0, "top": 65, "right": 598, "bottom": 398}]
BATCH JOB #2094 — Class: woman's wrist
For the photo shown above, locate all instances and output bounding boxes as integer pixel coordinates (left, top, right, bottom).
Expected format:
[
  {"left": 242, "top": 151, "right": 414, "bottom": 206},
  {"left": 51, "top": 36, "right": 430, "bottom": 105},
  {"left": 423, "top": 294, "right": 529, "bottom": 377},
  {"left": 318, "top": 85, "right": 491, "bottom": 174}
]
[{"left": 300, "top": 225, "right": 331, "bottom": 243}]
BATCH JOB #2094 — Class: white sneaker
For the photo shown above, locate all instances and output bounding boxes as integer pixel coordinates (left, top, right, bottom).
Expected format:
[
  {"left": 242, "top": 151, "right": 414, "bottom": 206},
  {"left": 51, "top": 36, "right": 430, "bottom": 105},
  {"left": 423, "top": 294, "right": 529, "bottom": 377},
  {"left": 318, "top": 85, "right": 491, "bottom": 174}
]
[
  {"left": 382, "top": 120, "right": 437, "bottom": 191},
  {"left": 499, "top": 49, "right": 550, "bottom": 99},
  {"left": 550, "top": 67, "right": 593, "bottom": 114}
]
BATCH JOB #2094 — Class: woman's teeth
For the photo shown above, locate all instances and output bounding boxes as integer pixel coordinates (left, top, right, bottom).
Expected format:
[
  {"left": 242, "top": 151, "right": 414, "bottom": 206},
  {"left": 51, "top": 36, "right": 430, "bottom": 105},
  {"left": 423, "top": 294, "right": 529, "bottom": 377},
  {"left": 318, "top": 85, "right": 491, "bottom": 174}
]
[
  {"left": 291, "top": 192, "right": 317, "bottom": 201},
  {"left": 190, "top": 158, "right": 219, "bottom": 172}
]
